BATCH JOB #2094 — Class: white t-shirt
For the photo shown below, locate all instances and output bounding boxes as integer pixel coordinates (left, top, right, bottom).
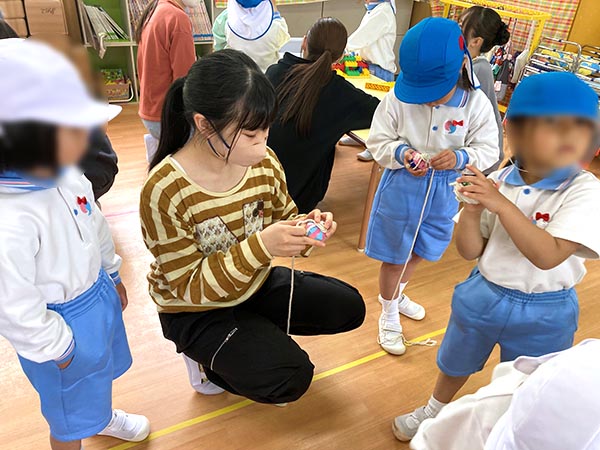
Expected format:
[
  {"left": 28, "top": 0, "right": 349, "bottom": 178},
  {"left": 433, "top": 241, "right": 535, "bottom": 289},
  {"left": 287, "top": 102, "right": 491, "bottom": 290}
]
[{"left": 477, "top": 165, "right": 600, "bottom": 293}]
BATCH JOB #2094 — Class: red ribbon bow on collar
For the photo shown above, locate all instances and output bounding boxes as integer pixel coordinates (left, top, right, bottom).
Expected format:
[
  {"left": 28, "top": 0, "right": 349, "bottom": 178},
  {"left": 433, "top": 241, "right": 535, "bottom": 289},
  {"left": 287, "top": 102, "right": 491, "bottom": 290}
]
[
  {"left": 536, "top": 212, "right": 550, "bottom": 222},
  {"left": 452, "top": 120, "right": 464, "bottom": 127},
  {"left": 77, "top": 196, "right": 87, "bottom": 206}
]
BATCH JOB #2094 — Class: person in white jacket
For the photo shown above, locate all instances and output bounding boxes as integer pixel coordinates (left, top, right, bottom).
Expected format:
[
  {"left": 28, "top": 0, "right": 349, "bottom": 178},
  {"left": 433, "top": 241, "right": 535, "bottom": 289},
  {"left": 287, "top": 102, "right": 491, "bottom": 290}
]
[
  {"left": 364, "top": 18, "right": 498, "bottom": 357},
  {"left": 213, "top": 0, "right": 290, "bottom": 72},
  {"left": 0, "top": 39, "right": 150, "bottom": 450}
]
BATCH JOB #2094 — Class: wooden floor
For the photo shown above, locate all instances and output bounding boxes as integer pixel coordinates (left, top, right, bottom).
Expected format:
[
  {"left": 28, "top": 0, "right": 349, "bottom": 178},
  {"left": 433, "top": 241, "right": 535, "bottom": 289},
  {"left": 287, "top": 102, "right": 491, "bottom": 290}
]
[{"left": 2, "top": 105, "right": 599, "bottom": 450}]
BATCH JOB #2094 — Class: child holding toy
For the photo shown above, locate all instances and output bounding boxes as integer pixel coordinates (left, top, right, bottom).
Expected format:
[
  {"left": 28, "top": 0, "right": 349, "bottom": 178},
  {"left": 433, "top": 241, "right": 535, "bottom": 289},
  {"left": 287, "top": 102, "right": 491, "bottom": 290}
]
[
  {"left": 393, "top": 71, "right": 600, "bottom": 442},
  {"left": 460, "top": 6, "right": 510, "bottom": 171},
  {"left": 213, "top": 0, "right": 290, "bottom": 72},
  {"left": 347, "top": 0, "right": 398, "bottom": 162},
  {"left": 267, "top": 17, "right": 380, "bottom": 213},
  {"left": 0, "top": 39, "right": 149, "bottom": 450},
  {"left": 140, "top": 50, "right": 365, "bottom": 404},
  {"left": 365, "top": 18, "right": 499, "bottom": 356}
]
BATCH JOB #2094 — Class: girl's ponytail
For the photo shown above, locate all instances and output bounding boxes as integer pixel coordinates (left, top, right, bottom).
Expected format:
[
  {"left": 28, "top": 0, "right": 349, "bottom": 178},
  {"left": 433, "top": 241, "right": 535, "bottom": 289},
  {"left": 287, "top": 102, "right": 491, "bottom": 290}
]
[
  {"left": 460, "top": 6, "right": 510, "bottom": 54},
  {"left": 277, "top": 17, "right": 348, "bottom": 137},
  {"left": 134, "top": 0, "right": 158, "bottom": 43},
  {"left": 150, "top": 77, "right": 190, "bottom": 170}
]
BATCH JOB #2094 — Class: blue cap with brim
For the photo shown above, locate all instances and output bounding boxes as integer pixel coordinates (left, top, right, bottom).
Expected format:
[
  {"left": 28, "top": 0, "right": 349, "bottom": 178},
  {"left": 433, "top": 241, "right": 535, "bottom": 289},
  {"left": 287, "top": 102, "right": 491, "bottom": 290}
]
[
  {"left": 236, "top": 0, "right": 264, "bottom": 7},
  {"left": 506, "top": 72, "right": 599, "bottom": 121},
  {"left": 395, "top": 17, "right": 475, "bottom": 104}
]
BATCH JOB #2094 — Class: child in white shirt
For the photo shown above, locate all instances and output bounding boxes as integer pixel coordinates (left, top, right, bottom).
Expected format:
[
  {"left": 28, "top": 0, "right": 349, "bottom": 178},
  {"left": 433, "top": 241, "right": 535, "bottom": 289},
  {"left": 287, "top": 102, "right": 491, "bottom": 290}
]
[
  {"left": 393, "top": 72, "right": 600, "bottom": 442},
  {"left": 365, "top": 18, "right": 498, "bottom": 356},
  {"left": 213, "top": 0, "right": 290, "bottom": 72},
  {"left": 0, "top": 39, "right": 149, "bottom": 449}
]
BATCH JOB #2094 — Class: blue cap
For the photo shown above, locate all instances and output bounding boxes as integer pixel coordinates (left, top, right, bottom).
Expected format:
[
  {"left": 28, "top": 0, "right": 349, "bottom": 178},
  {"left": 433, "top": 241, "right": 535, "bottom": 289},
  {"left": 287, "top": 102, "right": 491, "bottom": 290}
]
[
  {"left": 395, "top": 17, "right": 473, "bottom": 104},
  {"left": 235, "top": 0, "right": 264, "bottom": 7},
  {"left": 507, "top": 72, "right": 598, "bottom": 121}
]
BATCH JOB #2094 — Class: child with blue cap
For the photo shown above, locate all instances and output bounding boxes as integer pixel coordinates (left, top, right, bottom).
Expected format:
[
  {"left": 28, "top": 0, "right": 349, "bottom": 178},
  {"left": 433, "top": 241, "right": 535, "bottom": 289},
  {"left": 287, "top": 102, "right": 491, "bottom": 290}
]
[
  {"left": 393, "top": 71, "right": 600, "bottom": 443},
  {"left": 212, "top": 0, "right": 290, "bottom": 72},
  {"left": 365, "top": 18, "right": 499, "bottom": 356}
]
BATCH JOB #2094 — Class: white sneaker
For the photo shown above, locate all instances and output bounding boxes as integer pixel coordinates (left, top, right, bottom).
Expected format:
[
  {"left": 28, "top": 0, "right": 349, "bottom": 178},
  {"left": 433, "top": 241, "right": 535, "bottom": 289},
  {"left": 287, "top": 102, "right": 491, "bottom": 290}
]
[
  {"left": 378, "top": 313, "right": 406, "bottom": 355},
  {"left": 357, "top": 149, "right": 374, "bottom": 161},
  {"left": 98, "top": 409, "right": 150, "bottom": 442},
  {"left": 392, "top": 406, "right": 432, "bottom": 442},
  {"left": 182, "top": 353, "right": 225, "bottom": 395},
  {"left": 398, "top": 293, "right": 426, "bottom": 321},
  {"left": 338, "top": 135, "right": 361, "bottom": 146}
]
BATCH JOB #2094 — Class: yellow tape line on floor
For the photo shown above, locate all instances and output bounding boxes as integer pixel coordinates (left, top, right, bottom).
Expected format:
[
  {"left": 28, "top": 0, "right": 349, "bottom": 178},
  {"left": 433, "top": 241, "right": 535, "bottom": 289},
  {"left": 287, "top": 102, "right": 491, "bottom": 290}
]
[{"left": 109, "top": 327, "right": 447, "bottom": 450}]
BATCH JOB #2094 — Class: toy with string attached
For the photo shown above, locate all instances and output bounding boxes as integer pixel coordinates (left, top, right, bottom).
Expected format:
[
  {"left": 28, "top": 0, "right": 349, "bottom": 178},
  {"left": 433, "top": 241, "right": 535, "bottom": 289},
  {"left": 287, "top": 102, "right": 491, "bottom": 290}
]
[
  {"left": 298, "top": 219, "right": 328, "bottom": 241},
  {"left": 407, "top": 151, "right": 431, "bottom": 171}
]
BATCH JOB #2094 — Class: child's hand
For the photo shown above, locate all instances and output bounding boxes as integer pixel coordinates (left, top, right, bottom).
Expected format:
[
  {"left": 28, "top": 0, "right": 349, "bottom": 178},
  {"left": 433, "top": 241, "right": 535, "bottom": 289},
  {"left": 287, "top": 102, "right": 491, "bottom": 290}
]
[
  {"left": 404, "top": 149, "right": 428, "bottom": 177},
  {"left": 261, "top": 220, "right": 326, "bottom": 257},
  {"left": 430, "top": 149, "right": 457, "bottom": 170},
  {"left": 115, "top": 282, "right": 129, "bottom": 311},
  {"left": 57, "top": 356, "right": 74, "bottom": 370},
  {"left": 458, "top": 165, "right": 509, "bottom": 214},
  {"left": 305, "top": 209, "right": 337, "bottom": 240}
]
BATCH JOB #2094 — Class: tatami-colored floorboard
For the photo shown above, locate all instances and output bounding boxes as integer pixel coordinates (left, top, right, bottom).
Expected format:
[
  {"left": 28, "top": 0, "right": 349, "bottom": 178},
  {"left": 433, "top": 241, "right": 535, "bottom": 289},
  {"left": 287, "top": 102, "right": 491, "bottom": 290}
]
[{"left": 1, "top": 105, "right": 599, "bottom": 449}]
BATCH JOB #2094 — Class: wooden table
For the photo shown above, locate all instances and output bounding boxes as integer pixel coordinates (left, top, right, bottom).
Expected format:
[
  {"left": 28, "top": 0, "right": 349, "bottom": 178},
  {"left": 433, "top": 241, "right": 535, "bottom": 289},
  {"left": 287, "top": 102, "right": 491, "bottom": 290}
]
[{"left": 344, "top": 76, "right": 391, "bottom": 252}]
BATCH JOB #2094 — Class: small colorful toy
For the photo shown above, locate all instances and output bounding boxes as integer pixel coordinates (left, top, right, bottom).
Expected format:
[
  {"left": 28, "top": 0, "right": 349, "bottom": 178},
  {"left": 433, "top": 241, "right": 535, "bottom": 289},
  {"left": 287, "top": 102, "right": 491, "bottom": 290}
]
[
  {"left": 407, "top": 151, "right": 430, "bottom": 171},
  {"left": 332, "top": 52, "right": 371, "bottom": 78},
  {"left": 298, "top": 219, "right": 328, "bottom": 241},
  {"left": 450, "top": 181, "right": 480, "bottom": 205},
  {"left": 365, "top": 81, "right": 394, "bottom": 92}
]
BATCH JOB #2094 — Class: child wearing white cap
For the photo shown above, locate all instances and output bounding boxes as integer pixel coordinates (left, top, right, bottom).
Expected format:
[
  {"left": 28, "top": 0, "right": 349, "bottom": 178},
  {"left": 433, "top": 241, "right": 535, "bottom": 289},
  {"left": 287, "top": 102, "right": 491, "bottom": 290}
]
[
  {"left": 393, "top": 72, "right": 600, "bottom": 442},
  {"left": 0, "top": 39, "right": 150, "bottom": 449},
  {"left": 213, "top": 0, "right": 290, "bottom": 72},
  {"left": 365, "top": 18, "right": 499, "bottom": 357}
]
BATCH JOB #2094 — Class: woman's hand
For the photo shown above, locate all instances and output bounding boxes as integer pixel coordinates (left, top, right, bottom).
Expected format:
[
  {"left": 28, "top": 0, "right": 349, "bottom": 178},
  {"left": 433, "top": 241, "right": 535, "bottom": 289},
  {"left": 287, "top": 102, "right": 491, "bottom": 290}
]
[
  {"left": 430, "top": 149, "right": 457, "bottom": 170},
  {"left": 305, "top": 209, "right": 337, "bottom": 240},
  {"left": 115, "top": 282, "right": 129, "bottom": 311},
  {"left": 260, "top": 220, "right": 325, "bottom": 257},
  {"left": 457, "top": 165, "right": 509, "bottom": 214},
  {"left": 404, "top": 149, "right": 428, "bottom": 177}
]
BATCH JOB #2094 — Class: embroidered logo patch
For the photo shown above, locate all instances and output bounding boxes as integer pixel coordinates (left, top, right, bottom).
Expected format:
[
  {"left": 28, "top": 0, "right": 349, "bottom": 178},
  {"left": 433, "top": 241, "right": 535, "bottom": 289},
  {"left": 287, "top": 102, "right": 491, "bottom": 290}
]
[
  {"left": 532, "top": 211, "right": 551, "bottom": 228},
  {"left": 444, "top": 119, "right": 464, "bottom": 134},
  {"left": 73, "top": 196, "right": 92, "bottom": 216}
]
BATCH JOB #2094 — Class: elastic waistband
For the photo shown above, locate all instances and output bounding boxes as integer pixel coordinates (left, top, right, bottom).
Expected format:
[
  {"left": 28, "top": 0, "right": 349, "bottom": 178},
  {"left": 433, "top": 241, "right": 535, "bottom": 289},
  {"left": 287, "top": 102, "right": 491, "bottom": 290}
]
[
  {"left": 397, "top": 168, "right": 459, "bottom": 180},
  {"left": 487, "top": 277, "right": 575, "bottom": 303},
  {"left": 47, "top": 271, "right": 113, "bottom": 319}
]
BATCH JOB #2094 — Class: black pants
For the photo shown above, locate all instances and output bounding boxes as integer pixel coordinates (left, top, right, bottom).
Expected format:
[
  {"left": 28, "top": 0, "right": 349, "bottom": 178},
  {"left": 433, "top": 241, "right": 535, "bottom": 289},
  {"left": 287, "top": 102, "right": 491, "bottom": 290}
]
[{"left": 159, "top": 267, "right": 365, "bottom": 404}]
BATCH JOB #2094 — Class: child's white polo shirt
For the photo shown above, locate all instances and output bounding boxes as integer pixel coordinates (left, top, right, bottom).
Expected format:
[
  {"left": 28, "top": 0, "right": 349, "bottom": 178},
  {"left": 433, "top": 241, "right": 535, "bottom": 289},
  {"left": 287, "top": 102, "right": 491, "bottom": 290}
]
[{"left": 476, "top": 164, "right": 600, "bottom": 293}]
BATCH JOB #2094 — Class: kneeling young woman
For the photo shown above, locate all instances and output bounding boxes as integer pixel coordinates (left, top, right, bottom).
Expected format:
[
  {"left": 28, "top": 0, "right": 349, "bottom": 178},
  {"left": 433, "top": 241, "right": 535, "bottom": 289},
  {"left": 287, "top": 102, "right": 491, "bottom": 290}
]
[{"left": 140, "top": 50, "right": 366, "bottom": 404}]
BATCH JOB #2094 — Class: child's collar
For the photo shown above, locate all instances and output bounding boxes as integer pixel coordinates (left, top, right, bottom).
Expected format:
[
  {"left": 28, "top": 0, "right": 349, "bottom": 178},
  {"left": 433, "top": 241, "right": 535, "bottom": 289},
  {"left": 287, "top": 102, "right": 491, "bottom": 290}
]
[
  {"left": 497, "top": 163, "right": 582, "bottom": 191},
  {"left": 0, "top": 170, "right": 59, "bottom": 191},
  {"left": 442, "top": 87, "right": 469, "bottom": 108},
  {"left": 366, "top": 0, "right": 395, "bottom": 13}
]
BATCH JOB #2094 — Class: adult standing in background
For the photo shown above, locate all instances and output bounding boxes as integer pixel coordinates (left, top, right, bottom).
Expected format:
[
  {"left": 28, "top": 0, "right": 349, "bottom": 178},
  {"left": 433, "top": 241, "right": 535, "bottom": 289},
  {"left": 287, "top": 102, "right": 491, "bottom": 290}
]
[{"left": 136, "top": 0, "right": 196, "bottom": 142}]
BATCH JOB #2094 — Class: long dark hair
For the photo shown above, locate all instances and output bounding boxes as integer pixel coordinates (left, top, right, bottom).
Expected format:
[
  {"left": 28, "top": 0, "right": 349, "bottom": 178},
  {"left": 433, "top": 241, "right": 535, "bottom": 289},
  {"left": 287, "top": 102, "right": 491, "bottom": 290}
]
[
  {"left": 0, "top": 19, "right": 18, "bottom": 39},
  {"left": 277, "top": 17, "right": 348, "bottom": 137},
  {"left": 149, "top": 49, "right": 277, "bottom": 170},
  {"left": 461, "top": 6, "right": 510, "bottom": 54},
  {"left": 134, "top": 0, "right": 159, "bottom": 43}
]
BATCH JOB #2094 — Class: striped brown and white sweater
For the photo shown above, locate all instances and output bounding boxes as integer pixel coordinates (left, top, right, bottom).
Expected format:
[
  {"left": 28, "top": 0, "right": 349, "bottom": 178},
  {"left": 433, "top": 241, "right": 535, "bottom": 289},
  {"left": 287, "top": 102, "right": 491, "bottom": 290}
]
[{"left": 140, "top": 148, "right": 301, "bottom": 312}]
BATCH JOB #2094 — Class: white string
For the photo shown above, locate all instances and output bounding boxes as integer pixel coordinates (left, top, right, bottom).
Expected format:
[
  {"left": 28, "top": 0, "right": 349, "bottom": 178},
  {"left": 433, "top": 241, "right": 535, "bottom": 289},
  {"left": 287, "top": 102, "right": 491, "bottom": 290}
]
[
  {"left": 287, "top": 256, "right": 295, "bottom": 336},
  {"left": 392, "top": 169, "right": 438, "bottom": 347}
]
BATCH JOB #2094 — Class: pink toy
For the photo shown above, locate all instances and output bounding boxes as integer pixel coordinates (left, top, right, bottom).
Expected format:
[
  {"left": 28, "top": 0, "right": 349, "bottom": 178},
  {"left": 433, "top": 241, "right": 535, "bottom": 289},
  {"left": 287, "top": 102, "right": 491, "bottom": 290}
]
[
  {"left": 408, "top": 152, "right": 430, "bottom": 171},
  {"left": 298, "top": 219, "right": 327, "bottom": 241}
]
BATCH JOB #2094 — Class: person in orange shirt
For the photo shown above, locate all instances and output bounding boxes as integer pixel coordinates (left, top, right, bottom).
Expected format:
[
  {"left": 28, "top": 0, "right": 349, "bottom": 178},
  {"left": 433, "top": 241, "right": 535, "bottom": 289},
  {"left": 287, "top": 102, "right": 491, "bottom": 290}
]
[{"left": 136, "top": 0, "right": 197, "bottom": 143}]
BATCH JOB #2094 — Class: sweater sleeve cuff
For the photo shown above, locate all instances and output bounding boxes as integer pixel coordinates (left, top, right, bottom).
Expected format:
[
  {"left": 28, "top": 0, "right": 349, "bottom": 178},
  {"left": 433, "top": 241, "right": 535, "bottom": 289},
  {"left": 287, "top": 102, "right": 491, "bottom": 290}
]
[
  {"left": 454, "top": 149, "right": 469, "bottom": 170},
  {"left": 242, "top": 233, "right": 273, "bottom": 271},
  {"left": 54, "top": 338, "right": 75, "bottom": 364},
  {"left": 273, "top": 12, "right": 281, "bottom": 19},
  {"left": 394, "top": 144, "right": 410, "bottom": 165},
  {"left": 109, "top": 271, "right": 122, "bottom": 285}
]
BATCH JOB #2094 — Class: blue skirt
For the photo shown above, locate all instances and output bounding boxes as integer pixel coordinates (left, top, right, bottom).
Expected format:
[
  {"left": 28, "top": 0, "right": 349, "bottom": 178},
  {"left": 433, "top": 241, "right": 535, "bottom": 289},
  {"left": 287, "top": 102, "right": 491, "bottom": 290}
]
[
  {"left": 18, "top": 271, "right": 132, "bottom": 442},
  {"left": 365, "top": 168, "right": 459, "bottom": 264}
]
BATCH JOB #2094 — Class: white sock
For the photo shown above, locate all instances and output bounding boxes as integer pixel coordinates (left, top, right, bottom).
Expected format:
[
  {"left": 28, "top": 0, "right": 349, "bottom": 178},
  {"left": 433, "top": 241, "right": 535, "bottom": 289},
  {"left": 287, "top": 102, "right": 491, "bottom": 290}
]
[
  {"left": 378, "top": 295, "right": 401, "bottom": 327},
  {"left": 424, "top": 395, "right": 447, "bottom": 418},
  {"left": 396, "top": 282, "right": 408, "bottom": 299}
]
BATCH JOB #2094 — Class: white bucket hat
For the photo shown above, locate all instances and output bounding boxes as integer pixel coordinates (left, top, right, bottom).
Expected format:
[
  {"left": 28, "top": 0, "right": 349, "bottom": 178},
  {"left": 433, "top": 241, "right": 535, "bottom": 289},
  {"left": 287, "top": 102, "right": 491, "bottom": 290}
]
[
  {"left": 0, "top": 38, "right": 120, "bottom": 127},
  {"left": 485, "top": 339, "right": 600, "bottom": 450},
  {"left": 227, "top": 0, "right": 274, "bottom": 41}
]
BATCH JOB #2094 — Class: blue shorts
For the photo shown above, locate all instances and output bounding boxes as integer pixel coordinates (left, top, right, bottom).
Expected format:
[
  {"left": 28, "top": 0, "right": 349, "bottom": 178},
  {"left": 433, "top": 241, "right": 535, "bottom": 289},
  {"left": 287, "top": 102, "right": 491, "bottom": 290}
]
[
  {"left": 365, "top": 168, "right": 459, "bottom": 264},
  {"left": 18, "top": 271, "right": 132, "bottom": 442},
  {"left": 368, "top": 63, "right": 395, "bottom": 82},
  {"left": 437, "top": 269, "right": 579, "bottom": 377}
]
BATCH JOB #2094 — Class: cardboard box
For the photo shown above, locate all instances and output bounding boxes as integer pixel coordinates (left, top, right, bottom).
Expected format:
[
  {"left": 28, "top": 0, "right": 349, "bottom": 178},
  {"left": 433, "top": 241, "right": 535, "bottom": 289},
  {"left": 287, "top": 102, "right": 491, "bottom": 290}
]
[
  {"left": 24, "top": 0, "right": 67, "bottom": 35},
  {"left": 5, "top": 18, "right": 27, "bottom": 36},
  {"left": 0, "top": 0, "right": 25, "bottom": 18}
]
